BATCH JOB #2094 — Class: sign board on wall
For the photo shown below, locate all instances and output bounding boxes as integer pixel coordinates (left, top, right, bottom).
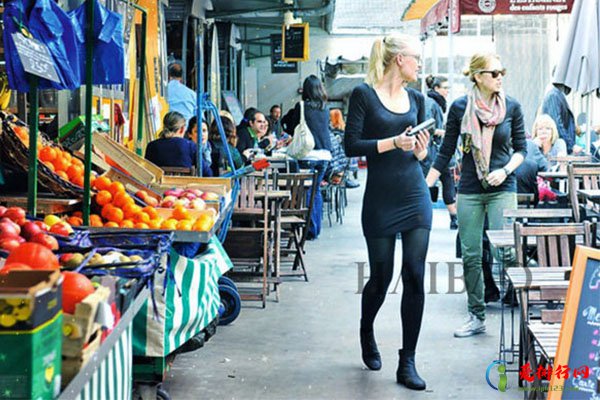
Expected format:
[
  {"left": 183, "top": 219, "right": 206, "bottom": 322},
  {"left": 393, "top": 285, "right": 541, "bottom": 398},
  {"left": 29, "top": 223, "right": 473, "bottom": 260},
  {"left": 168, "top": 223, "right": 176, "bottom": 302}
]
[
  {"left": 270, "top": 34, "right": 298, "bottom": 74},
  {"left": 282, "top": 23, "right": 309, "bottom": 62},
  {"left": 461, "top": 0, "right": 574, "bottom": 15}
]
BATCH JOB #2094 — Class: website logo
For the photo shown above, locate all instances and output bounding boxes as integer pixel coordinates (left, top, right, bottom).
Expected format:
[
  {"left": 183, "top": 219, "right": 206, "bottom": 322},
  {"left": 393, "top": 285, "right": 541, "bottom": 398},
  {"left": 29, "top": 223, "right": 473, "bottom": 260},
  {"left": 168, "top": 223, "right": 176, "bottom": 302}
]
[{"left": 486, "top": 360, "right": 508, "bottom": 392}]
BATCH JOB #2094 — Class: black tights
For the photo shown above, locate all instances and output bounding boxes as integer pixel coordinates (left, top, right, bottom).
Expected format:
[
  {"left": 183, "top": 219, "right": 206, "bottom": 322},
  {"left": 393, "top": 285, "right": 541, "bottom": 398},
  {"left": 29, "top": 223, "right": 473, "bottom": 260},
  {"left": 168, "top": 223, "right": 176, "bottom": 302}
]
[{"left": 361, "top": 229, "right": 430, "bottom": 352}]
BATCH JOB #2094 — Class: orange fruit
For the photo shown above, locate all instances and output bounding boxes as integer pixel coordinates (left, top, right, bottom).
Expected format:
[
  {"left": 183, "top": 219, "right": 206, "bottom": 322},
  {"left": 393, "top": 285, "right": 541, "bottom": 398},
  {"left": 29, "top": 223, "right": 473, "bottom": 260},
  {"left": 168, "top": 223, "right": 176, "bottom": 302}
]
[
  {"left": 53, "top": 157, "right": 70, "bottom": 172},
  {"left": 39, "top": 146, "right": 57, "bottom": 162},
  {"left": 62, "top": 152, "right": 72, "bottom": 163},
  {"left": 71, "top": 175, "right": 84, "bottom": 187},
  {"left": 104, "top": 221, "right": 119, "bottom": 228},
  {"left": 95, "top": 190, "right": 113, "bottom": 206},
  {"left": 108, "top": 181, "right": 125, "bottom": 196},
  {"left": 134, "top": 222, "right": 149, "bottom": 229},
  {"left": 71, "top": 158, "right": 83, "bottom": 168},
  {"left": 176, "top": 220, "right": 193, "bottom": 231},
  {"left": 94, "top": 176, "right": 111, "bottom": 191},
  {"left": 148, "top": 219, "right": 162, "bottom": 229},
  {"left": 66, "top": 165, "right": 83, "bottom": 180},
  {"left": 43, "top": 161, "right": 55, "bottom": 171},
  {"left": 106, "top": 207, "right": 124, "bottom": 223},
  {"left": 56, "top": 171, "right": 69, "bottom": 180},
  {"left": 66, "top": 216, "right": 83, "bottom": 226},
  {"left": 101, "top": 204, "right": 114, "bottom": 220},
  {"left": 113, "top": 192, "right": 133, "bottom": 208},
  {"left": 171, "top": 206, "right": 191, "bottom": 221},
  {"left": 133, "top": 211, "right": 150, "bottom": 224},
  {"left": 161, "top": 219, "right": 178, "bottom": 230},
  {"left": 89, "top": 214, "right": 103, "bottom": 227},
  {"left": 142, "top": 206, "right": 158, "bottom": 220},
  {"left": 123, "top": 204, "right": 142, "bottom": 219},
  {"left": 193, "top": 214, "right": 214, "bottom": 232},
  {"left": 119, "top": 219, "right": 134, "bottom": 228}
]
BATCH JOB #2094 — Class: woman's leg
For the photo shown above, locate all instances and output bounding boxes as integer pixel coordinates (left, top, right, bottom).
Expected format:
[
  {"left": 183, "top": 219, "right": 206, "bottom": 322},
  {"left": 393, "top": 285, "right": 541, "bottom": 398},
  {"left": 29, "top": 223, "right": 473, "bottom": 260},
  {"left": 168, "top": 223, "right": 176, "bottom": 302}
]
[
  {"left": 361, "top": 236, "right": 396, "bottom": 329},
  {"left": 399, "top": 228, "right": 430, "bottom": 351}
]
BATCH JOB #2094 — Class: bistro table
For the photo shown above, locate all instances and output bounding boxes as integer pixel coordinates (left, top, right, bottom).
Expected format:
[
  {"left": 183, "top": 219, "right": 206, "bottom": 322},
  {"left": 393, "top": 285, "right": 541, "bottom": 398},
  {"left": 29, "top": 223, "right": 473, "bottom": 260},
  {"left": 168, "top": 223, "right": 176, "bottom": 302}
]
[{"left": 254, "top": 190, "right": 291, "bottom": 301}]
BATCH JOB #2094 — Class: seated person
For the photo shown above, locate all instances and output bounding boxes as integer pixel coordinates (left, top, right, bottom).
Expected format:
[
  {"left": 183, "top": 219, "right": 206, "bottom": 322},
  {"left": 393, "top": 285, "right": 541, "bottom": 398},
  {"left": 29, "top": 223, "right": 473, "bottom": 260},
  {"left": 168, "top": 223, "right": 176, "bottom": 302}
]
[
  {"left": 236, "top": 109, "right": 273, "bottom": 163},
  {"left": 185, "top": 116, "right": 212, "bottom": 174},
  {"left": 208, "top": 116, "right": 243, "bottom": 176},
  {"left": 531, "top": 114, "right": 567, "bottom": 170},
  {"left": 145, "top": 111, "right": 212, "bottom": 176}
]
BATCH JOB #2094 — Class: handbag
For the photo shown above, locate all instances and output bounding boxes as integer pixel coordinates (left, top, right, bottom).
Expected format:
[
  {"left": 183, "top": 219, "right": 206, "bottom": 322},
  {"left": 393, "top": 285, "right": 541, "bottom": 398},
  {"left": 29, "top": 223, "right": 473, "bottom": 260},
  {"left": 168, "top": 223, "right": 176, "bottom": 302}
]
[{"left": 286, "top": 101, "right": 315, "bottom": 159}]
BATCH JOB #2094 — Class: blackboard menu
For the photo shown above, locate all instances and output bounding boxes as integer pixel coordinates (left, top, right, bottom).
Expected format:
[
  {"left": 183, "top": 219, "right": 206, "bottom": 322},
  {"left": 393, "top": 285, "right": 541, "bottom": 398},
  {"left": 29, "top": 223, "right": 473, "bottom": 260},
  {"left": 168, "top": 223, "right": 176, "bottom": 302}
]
[
  {"left": 549, "top": 246, "right": 600, "bottom": 400},
  {"left": 270, "top": 34, "right": 297, "bottom": 74},
  {"left": 282, "top": 23, "right": 309, "bottom": 62}
]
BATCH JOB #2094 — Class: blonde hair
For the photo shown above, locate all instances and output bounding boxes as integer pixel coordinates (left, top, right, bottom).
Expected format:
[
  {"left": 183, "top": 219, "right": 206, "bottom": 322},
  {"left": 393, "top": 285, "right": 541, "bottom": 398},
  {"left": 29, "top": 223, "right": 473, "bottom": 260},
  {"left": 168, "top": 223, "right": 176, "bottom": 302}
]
[
  {"left": 366, "top": 35, "right": 419, "bottom": 86},
  {"left": 462, "top": 53, "right": 501, "bottom": 83},
  {"left": 532, "top": 114, "right": 559, "bottom": 144}
]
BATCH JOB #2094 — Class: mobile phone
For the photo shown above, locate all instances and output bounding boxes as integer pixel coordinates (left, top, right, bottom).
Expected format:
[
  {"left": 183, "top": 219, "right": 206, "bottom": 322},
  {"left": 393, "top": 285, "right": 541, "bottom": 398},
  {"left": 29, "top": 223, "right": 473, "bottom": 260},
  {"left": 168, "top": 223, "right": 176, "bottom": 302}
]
[{"left": 406, "top": 118, "right": 436, "bottom": 137}]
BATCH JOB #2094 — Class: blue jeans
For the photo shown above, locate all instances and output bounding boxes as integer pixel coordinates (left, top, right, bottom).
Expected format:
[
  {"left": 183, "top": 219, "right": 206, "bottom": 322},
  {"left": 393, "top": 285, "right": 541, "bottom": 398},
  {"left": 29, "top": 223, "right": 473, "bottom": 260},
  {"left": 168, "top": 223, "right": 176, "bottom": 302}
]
[{"left": 299, "top": 160, "right": 329, "bottom": 239}]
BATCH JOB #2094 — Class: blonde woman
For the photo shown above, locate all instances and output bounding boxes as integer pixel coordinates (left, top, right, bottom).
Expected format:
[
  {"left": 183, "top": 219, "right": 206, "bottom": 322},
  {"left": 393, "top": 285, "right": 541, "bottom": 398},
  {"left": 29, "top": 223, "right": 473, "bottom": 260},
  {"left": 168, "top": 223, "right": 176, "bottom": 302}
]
[
  {"left": 531, "top": 114, "right": 567, "bottom": 168},
  {"left": 426, "top": 53, "right": 526, "bottom": 338},
  {"left": 345, "top": 35, "right": 430, "bottom": 390}
]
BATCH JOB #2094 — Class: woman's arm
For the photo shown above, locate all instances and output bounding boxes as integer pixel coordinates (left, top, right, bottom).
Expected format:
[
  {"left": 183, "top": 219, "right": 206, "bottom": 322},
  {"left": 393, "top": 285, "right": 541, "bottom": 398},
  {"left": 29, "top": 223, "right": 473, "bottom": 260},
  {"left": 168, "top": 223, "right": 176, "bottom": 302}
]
[
  {"left": 426, "top": 100, "right": 462, "bottom": 186},
  {"left": 281, "top": 103, "right": 300, "bottom": 134},
  {"left": 344, "top": 87, "right": 415, "bottom": 157}
]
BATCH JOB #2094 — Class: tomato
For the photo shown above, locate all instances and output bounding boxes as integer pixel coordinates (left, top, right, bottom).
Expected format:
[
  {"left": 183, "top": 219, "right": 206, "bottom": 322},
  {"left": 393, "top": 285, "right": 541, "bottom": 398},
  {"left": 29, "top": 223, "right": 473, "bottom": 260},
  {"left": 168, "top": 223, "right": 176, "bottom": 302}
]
[
  {"left": 3, "top": 207, "right": 26, "bottom": 222},
  {"left": 61, "top": 271, "right": 95, "bottom": 314},
  {"left": 0, "top": 262, "right": 32, "bottom": 275},
  {"left": 5, "top": 242, "right": 59, "bottom": 270}
]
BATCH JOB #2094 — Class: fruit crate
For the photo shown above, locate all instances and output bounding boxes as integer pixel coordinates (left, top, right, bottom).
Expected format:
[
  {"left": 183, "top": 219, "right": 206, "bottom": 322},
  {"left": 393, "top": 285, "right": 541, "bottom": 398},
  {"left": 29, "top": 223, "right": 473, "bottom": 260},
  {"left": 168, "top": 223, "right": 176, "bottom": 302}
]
[
  {"left": 101, "top": 167, "right": 162, "bottom": 205},
  {"left": 150, "top": 176, "right": 232, "bottom": 211},
  {"left": 62, "top": 286, "right": 110, "bottom": 358},
  {"left": 61, "top": 332, "right": 101, "bottom": 387}
]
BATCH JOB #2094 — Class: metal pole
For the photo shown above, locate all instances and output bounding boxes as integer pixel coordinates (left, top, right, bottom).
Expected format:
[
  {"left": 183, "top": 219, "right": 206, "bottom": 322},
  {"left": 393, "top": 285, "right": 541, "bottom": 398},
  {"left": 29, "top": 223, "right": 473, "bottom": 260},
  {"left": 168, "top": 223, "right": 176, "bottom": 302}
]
[
  {"left": 182, "top": 16, "right": 189, "bottom": 85},
  {"left": 135, "top": 10, "right": 147, "bottom": 155},
  {"left": 82, "top": 0, "right": 95, "bottom": 225},
  {"left": 196, "top": 22, "right": 204, "bottom": 176},
  {"left": 448, "top": 1, "right": 455, "bottom": 102},
  {"left": 27, "top": 77, "right": 39, "bottom": 217}
]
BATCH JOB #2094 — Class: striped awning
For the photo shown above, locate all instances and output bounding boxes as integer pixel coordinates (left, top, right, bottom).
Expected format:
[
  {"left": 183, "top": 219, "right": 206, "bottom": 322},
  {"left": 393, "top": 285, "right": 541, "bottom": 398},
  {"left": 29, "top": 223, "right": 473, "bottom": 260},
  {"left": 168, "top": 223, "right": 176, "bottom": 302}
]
[{"left": 401, "top": 0, "right": 440, "bottom": 21}]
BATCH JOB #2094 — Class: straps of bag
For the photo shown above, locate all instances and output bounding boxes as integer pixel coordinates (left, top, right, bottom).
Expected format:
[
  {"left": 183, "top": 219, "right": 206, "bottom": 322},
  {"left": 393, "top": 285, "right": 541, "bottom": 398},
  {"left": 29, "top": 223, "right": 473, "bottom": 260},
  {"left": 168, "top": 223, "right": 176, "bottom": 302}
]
[{"left": 299, "top": 101, "right": 306, "bottom": 125}]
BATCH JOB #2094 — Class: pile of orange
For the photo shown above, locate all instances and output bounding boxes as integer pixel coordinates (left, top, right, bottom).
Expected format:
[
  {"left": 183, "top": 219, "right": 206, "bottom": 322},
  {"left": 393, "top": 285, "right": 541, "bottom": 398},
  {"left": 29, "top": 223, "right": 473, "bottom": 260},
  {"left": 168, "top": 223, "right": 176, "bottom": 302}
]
[{"left": 39, "top": 145, "right": 85, "bottom": 187}]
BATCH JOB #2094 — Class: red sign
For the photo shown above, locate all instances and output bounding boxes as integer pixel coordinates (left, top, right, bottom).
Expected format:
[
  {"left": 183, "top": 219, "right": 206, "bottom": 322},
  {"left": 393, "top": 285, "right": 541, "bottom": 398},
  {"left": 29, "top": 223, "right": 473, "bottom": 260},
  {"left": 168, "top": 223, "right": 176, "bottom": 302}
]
[{"left": 461, "top": 0, "right": 574, "bottom": 15}]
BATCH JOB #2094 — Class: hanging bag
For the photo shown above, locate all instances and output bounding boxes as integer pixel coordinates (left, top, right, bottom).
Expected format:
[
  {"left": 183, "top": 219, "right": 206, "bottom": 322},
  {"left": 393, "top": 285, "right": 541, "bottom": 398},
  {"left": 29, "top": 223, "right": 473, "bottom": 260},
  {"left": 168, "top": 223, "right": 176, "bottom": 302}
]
[{"left": 287, "top": 101, "right": 315, "bottom": 159}]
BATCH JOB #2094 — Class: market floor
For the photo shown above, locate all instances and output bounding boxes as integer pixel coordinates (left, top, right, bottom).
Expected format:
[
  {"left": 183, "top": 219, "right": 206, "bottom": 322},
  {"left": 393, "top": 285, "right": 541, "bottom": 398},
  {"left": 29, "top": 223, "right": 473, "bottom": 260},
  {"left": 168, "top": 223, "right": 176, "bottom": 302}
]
[{"left": 163, "top": 171, "right": 516, "bottom": 400}]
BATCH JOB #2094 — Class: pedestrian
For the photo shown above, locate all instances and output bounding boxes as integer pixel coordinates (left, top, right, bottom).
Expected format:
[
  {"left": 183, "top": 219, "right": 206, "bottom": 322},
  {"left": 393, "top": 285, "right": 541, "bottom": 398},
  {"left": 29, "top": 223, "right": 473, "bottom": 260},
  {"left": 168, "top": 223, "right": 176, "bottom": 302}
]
[
  {"left": 344, "top": 34, "right": 431, "bottom": 391},
  {"left": 426, "top": 53, "right": 527, "bottom": 338},
  {"left": 541, "top": 71, "right": 576, "bottom": 154},
  {"left": 166, "top": 63, "right": 196, "bottom": 123}
]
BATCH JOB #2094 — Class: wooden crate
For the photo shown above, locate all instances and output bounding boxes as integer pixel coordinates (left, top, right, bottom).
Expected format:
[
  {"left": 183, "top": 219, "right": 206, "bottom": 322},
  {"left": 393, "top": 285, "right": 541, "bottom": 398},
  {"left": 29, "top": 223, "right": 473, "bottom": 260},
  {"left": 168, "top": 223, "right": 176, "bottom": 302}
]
[
  {"left": 61, "top": 330, "right": 102, "bottom": 387},
  {"left": 62, "top": 286, "right": 110, "bottom": 358},
  {"left": 102, "top": 167, "right": 162, "bottom": 203},
  {"left": 93, "top": 132, "right": 164, "bottom": 185},
  {"left": 151, "top": 176, "right": 232, "bottom": 208}
]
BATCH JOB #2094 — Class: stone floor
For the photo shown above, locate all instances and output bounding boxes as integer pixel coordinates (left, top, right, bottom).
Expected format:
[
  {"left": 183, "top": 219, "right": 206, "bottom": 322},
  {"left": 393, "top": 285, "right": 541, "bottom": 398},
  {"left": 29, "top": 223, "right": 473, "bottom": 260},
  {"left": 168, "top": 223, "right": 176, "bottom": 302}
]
[{"left": 163, "top": 171, "right": 519, "bottom": 400}]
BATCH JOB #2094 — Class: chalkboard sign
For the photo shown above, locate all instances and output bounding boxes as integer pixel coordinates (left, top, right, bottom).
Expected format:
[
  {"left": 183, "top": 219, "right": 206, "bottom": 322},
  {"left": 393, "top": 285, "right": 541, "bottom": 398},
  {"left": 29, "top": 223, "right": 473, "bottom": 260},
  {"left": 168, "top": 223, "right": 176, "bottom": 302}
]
[
  {"left": 282, "top": 23, "right": 309, "bottom": 62},
  {"left": 270, "top": 34, "right": 298, "bottom": 74},
  {"left": 548, "top": 246, "right": 600, "bottom": 400},
  {"left": 11, "top": 33, "right": 60, "bottom": 83},
  {"left": 221, "top": 91, "right": 243, "bottom": 125}
]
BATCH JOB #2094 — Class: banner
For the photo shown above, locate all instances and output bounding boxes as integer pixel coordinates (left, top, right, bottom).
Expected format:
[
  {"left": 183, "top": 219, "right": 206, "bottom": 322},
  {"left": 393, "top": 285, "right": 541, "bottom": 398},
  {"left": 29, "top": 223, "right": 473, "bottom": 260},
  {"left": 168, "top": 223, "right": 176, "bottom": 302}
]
[
  {"left": 461, "top": 0, "right": 574, "bottom": 15},
  {"left": 420, "top": 0, "right": 461, "bottom": 34}
]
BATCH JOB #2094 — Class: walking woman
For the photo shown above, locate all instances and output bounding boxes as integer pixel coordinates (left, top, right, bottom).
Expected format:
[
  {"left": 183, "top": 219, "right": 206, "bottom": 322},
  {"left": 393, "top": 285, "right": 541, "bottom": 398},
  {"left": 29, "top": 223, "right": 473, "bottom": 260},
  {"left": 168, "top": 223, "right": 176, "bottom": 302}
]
[
  {"left": 282, "top": 75, "right": 333, "bottom": 239},
  {"left": 345, "top": 35, "right": 431, "bottom": 390},
  {"left": 426, "top": 53, "right": 526, "bottom": 337}
]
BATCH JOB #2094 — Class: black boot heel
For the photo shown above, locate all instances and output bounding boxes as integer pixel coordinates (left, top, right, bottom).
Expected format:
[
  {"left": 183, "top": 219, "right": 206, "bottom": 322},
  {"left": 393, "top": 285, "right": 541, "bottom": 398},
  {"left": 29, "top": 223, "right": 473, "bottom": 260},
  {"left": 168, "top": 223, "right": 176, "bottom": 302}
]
[
  {"left": 360, "top": 328, "right": 381, "bottom": 370},
  {"left": 396, "top": 349, "right": 426, "bottom": 390}
]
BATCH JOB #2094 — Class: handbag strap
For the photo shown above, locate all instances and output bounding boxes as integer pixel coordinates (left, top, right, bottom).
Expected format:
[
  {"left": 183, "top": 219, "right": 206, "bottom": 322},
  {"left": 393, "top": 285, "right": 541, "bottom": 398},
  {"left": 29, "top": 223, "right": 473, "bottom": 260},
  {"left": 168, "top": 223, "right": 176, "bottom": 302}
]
[{"left": 299, "top": 101, "right": 306, "bottom": 125}]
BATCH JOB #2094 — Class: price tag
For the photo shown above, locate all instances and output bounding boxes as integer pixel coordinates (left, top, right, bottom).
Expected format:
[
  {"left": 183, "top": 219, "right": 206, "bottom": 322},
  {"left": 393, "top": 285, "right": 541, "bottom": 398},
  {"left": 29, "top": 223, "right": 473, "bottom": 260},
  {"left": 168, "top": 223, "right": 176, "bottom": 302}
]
[{"left": 11, "top": 33, "right": 60, "bottom": 82}]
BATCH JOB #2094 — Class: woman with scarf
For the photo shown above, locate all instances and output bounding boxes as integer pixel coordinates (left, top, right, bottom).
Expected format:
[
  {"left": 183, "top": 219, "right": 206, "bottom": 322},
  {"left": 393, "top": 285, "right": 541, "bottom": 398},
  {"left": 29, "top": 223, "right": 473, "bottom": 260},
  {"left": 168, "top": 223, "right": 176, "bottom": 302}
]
[{"left": 426, "top": 53, "right": 526, "bottom": 338}]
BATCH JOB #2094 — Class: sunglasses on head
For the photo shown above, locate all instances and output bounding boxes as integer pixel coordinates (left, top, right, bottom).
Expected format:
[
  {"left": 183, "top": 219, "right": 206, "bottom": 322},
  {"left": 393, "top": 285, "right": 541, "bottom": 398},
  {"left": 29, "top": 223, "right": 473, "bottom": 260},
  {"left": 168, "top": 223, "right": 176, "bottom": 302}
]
[{"left": 477, "top": 69, "right": 506, "bottom": 78}]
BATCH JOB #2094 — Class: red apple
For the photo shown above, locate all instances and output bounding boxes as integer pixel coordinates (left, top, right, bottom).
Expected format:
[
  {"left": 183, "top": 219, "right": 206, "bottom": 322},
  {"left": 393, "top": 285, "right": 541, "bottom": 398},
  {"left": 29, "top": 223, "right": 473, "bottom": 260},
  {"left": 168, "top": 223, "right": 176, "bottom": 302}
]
[
  {"left": 3, "top": 207, "right": 26, "bottom": 222},
  {"left": 21, "top": 221, "right": 43, "bottom": 240},
  {"left": 0, "top": 220, "right": 21, "bottom": 237},
  {"left": 0, "top": 206, "right": 7, "bottom": 218},
  {"left": 0, "top": 237, "right": 23, "bottom": 252},
  {"left": 30, "top": 233, "right": 59, "bottom": 250},
  {"left": 33, "top": 221, "right": 49, "bottom": 232},
  {"left": 49, "top": 222, "right": 73, "bottom": 236}
]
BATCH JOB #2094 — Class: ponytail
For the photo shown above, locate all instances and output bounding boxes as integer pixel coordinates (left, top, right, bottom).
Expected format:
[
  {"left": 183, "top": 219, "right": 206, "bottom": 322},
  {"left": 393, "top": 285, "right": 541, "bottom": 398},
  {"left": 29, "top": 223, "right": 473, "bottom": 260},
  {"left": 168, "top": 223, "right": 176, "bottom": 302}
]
[{"left": 365, "top": 38, "right": 386, "bottom": 86}]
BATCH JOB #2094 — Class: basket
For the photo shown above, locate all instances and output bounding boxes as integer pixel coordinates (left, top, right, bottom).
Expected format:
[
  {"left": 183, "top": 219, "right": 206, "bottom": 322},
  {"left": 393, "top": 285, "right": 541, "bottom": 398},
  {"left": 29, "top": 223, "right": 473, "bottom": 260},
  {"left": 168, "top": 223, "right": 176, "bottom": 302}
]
[{"left": 0, "top": 112, "right": 84, "bottom": 198}]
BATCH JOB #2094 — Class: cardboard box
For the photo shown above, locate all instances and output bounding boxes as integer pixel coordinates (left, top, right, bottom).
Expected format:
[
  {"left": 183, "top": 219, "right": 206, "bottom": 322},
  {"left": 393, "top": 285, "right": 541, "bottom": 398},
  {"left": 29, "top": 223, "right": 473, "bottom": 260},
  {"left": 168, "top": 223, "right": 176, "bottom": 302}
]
[{"left": 0, "top": 270, "right": 63, "bottom": 400}]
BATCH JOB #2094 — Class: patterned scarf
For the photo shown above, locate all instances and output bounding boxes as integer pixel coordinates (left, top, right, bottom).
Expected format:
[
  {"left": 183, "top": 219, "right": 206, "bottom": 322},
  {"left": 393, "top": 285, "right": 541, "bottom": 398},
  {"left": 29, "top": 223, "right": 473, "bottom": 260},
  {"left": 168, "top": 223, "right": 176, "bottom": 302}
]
[{"left": 461, "top": 85, "right": 507, "bottom": 181}]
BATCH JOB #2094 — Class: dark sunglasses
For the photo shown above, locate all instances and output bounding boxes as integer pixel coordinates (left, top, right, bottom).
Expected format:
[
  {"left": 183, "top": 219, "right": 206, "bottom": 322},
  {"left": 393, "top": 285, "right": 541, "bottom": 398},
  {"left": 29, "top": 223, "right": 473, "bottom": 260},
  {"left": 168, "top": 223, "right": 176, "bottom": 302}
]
[{"left": 477, "top": 69, "right": 507, "bottom": 78}]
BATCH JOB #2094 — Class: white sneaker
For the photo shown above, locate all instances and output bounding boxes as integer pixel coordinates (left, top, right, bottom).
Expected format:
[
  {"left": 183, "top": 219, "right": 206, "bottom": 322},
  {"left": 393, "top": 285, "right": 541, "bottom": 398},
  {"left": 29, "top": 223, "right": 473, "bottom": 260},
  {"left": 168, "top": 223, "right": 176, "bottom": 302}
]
[{"left": 454, "top": 313, "right": 486, "bottom": 338}]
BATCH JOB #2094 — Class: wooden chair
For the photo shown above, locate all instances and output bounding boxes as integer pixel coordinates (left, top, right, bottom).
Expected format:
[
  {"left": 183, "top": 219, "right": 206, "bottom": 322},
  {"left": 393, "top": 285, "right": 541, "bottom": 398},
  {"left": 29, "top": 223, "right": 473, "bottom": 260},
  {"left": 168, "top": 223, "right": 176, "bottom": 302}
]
[
  {"left": 503, "top": 208, "right": 573, "bottom": 225},
  {"left": 567, "top": 163, "right": 600, "bottom": 222},
  {"left": 232, "top": 174, "right": 266, "bottom": 225},
  {"left": 161, "top": 166, "right": 195, "bottom": 176},
  {"left": 275, "top": 171, "right": 318, "bottom": 281},
  {"left": 549, "top": 155, "right": 592, "bottom": 171},
  {"left": 517, "top": 193, "right": 536, "bottom": 209}
]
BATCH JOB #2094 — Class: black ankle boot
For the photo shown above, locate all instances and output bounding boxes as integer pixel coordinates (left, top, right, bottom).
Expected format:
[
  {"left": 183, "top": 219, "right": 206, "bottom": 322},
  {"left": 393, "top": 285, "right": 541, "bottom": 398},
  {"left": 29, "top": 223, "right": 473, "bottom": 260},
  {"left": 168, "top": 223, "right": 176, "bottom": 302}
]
[
  {"left": 396, "top": 349, "right": 426, "bottom": 390},
  {"left": 360, "top": 327, "right": 381, "bottom": 370}
]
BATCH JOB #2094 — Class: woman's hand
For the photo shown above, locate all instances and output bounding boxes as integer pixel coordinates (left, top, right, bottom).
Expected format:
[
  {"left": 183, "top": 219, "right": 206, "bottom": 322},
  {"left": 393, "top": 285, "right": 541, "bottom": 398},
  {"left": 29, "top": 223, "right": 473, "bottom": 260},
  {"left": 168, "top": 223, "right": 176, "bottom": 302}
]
[
  {"left": 532, "top": 137, "right": 542, "bottom": 147},
  {"left": 413, "top": 130, "right": 430, "bottom": 160},
  {"left": 486, "top": 168, "right": 508, "bottom": 187},
  {"left": 394, "top": 128, "right": 417, "bottom": 151}
]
